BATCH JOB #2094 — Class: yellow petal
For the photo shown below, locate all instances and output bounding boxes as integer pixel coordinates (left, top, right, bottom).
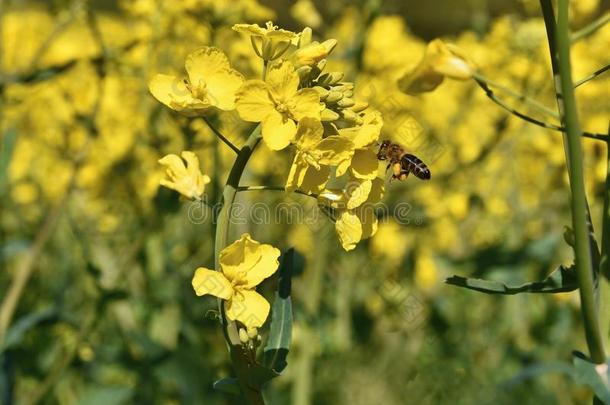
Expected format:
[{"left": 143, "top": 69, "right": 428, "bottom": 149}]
[
  {"left": 243, "top": 244, "right": 281, "bottom": 289},
  {"left": 232, "top": 23, "right": 268, "bottom": 36},
  {"left": 185, "top": 47, "right": 244, "bottom": 111},
  {"left": 294, "top": 117, "right": 324, "bottom": 151},
  {"left": 262, "top": 111, "right": 296, "bottom": 151},
  {"left": 158, "top": 153, "right": 187, "bottom": 177},
  {"left": 336, "top": 159, "right": 351, "bottom": 177},
  {"left": 351, "top": 148, "right": 379, "bottom": 180},
  {"left": 149, "top": 74, "right": 209, "bottom": 114},
  {"left": 226, "top": 289, "right": 271, "bottom": 328},
  {"left": 192, "top": 268, "right": 233, "bottom": 300},
  {"left": 289, "top": 88, "right": 321, "bottom": 121},
  {"left": 219, "top": 233, "right": 262, "bottom": 282},
  {"left": 346, "top": 179, "right": 372, "bottom": 210},
  {"left": 286, "top": 155, "right": 308, "bottom": 193},
  {"left": 299, "top": 164, "right": 330, "bottom": 194},
  {"left": 206, "top": 69, "right": 244, "bottom": 110},
  {"left": 235, "top": 80, "right": 275, "bottom": 122},
  {"left": 366, "top": 177, "right": 385, "bottom": 204},
  {"left": 185, "top": 47, "right": 230, "bottom": 86},
  {"left": 314, "top": 136, "right": 354, "bottom": 166},
  {"left": 335, "top": 210, "right": 362, "bottom": 251},
  {"left": 358, "top": 206, "right": 378, "bottom": 240},
  {"left": 266, "top": 60, "right": 299, "bottom": 101}
]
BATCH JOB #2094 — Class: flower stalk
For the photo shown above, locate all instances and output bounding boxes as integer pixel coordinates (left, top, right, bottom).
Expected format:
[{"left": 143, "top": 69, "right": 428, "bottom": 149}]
[
  {"left": 213, "top": 125, "right": 264, "bottom": 404},
  {"left": 554, "top": 0, "right": 605, "bottom": 363}
]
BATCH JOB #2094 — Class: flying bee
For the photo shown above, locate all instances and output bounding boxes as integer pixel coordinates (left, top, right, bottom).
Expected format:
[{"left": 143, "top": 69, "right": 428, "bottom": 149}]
[{"left": 377, "top": 140, "right": 431, "bottom": 181}]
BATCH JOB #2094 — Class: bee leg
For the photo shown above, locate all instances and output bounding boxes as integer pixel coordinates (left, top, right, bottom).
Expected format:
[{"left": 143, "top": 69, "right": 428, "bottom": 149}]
[
  {"left": 392, "top": 162, "right": 402, "bottom": 178},
  {"left": 398, "top": 171, "right": 409, "bottom": 181}
]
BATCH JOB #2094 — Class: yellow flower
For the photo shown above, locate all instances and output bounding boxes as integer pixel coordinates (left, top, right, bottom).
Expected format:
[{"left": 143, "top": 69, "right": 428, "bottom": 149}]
[
  {"left": 398, "top": 39, "right": 475, "bottom": 95},
  {"left": 149, "top": 47, "right": 244, "bottom": 115},
  {"left": 233, "top": 21, "right": 298, "bottom": 60},
  {"left": 336, "top": 109, "right": 383, "bottom": 180},
  {"left": 319, "top": 178, "right": 385, "bottom": 251},
  {"left": 286, "top": 118, "right": 354, "bottom": 194},
  {"left": 191, "top": 234, "right": 281, "bottom": 328},
  {"left": 158, "top": 151, "right": 210, "bottom": 200},
  {"left": 235, "top": 60, "right": 322, "bottom": 150}
]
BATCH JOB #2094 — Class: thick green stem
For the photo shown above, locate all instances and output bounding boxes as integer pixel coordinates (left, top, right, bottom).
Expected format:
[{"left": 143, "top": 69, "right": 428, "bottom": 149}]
[
  {"left": 556, "top": 0, "right": 605, "bottom": 363},
  {"left": 214, "top": 125, "right": 263, "bottom": 404}
]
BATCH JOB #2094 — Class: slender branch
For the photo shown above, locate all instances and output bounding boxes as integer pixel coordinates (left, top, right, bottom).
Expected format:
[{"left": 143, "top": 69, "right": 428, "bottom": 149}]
[
  {"left": 571, "top": 12, "right": 610, "bottom": 43},
  {"left": 202, "top": 116, "right": 240, "bottom": 154},
  {"left": 574, "top": 63, "right": 610, "bottom": 88},
  {"left": 473, "top": 73, "right": 609, "bottom": 141},
  {"left": 0, "top": 199, "right": 66, "bottom": 344},
  {"left": 473, "top": 72, "right": 558, "bottom": 118},
  {"left": 556, "top": 0, "right": 605, "bottom": 364},
  {"left": 236, "top": 185, "right": 318, "bottom": 199}
]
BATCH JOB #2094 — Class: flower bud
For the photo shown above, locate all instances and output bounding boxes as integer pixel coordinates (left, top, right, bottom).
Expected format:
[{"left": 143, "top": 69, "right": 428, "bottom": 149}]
[
  {"left": 351, "top": 101, "right": 369, "bottom": 113},
  {"left": 299, "top": 27, "right": 313, "bottom": 47},
  {"left": 325, "top": 91, "right": 343, "bottom": 103},
  {"left": 296, "top": 65, "right": 313, "bottom": 80},
  {"left": 337, "top": 97, "right": 355, "bottom": 108},
  {"left": 313, "top": 86, "right": 329, "bottom": 99},
  {"left": 321, "top": 108, "right": 340, "bottom": 121}
]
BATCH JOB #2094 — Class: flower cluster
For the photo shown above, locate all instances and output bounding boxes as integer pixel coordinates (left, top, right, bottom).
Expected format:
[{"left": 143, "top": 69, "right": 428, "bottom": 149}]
[{"left": 152, "top": 22, "right": 393, "bottom": 254}]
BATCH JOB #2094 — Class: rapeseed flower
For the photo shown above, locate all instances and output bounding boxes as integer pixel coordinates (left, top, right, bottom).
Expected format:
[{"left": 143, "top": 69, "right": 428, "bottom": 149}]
[{"left": 158, "top": 151, "right": 210, "bottom": 200}]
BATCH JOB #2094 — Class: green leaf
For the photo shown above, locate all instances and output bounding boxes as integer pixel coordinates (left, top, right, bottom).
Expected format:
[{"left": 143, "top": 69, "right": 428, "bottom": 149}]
[
  {"left": 1, "top": 308, "right": 58, "bottom": 352},
  {"left": 0, "top": 128, "right": 17, "bottom": 193},
  {"left": 213, "top": 378, "right": 241, "bottom": 396},
  {"left": 445, "top": 264, "right": 577, "bottom": 295},
  {"left": 572, "top": 351, "right": 610, "bottom": 403},
  {"left": 263, "top": 248, "right": 296, "bottom": 375}
]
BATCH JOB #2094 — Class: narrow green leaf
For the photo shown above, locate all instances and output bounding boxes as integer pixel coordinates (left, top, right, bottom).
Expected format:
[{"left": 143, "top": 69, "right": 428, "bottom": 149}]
[
  {"left": 445, "top": 264, "right": 577, "bottom": 295},
  {"left": 263, "top": 248, "right": 297, "bottom": 374},
  {"left": 0, "top": 128, "right": 17, "bottom": 192},
  {"left": 213, "top": 378, "right": 241, "bottom": 396},
  {"left": 572, "top": 351, "right": 610, "bottom": 403},
  {"left": 1, "top": 309, "right": 58, "bottom": 352}
]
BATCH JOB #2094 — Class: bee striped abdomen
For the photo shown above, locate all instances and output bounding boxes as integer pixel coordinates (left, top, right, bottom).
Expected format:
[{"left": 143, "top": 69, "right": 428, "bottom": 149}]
[{"left": 401, "top": 154, "right": 431, "bottom": 180}]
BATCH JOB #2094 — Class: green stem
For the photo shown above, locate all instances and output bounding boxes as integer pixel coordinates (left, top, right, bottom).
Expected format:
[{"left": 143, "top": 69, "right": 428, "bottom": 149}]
[
  {"left": 214, "top": 125, "right": 263, "bottom": 404},
  {"left": 236, "top": 185, "right": 318, "bottom": 199},
  {"left": 556, "top": 0, "right": 605, "bottom": 363},
  {"left": 473, "top": 72, "right": 559, "bottom": 118},
  {"left": 203, "top": 116, "right": 240, "bottom": 154},
  {"left": 571, "top": 12, "right": 610, "bottom": 43},
  {"left": 574, "top": 63, "right": 610, "bottom": 88},
  {"left": 472, "top": 72, "right": 609, "bottom": 141}
]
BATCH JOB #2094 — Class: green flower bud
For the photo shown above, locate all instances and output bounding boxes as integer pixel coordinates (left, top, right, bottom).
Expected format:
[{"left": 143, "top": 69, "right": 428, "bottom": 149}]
[
  {"left": 325, "top": 90, "right": 343, "bottom": 103},
  {"left": 337, "top": 97, "right": 355, "bottom": 108},
  {"left": 313, "top": 86, "right": 330, "bottom": 99},
  {"left": 321, "top": 108, "right": 340, "bottom": 121},
  {"left": 351, "top": 101, "right": 369, "bottom": 112}
]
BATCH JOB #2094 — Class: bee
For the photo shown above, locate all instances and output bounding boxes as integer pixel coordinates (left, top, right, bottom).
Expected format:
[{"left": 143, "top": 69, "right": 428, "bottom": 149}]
[{"left": 377, "top": 140, "right": 431, "bottom": 181}]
